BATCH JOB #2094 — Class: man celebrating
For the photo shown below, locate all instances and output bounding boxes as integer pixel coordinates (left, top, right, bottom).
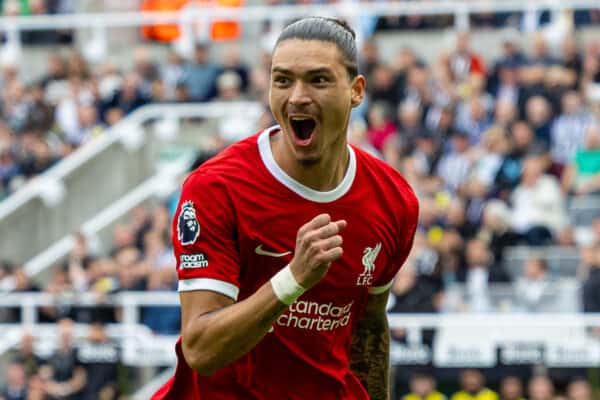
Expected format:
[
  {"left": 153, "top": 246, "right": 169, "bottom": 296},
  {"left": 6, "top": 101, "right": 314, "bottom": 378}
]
[{"left": 153, "top": 17, "right": 418, "bottom": 400}]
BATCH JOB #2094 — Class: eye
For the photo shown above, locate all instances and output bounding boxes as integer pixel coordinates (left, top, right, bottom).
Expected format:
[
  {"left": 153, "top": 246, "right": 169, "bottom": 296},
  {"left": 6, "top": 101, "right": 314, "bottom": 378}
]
[
  {"left": 312, "top": 76, "right": 330, "bottom": 85},
  {"left": 273, "top": 76, "right": 291, "bottom": 86}
]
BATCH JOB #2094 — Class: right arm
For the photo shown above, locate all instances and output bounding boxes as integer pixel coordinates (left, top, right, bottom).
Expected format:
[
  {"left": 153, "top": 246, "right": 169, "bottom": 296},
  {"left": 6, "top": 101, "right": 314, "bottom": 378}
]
[{"left": 181, "top": 214, "right": 346, "bottom": 376}]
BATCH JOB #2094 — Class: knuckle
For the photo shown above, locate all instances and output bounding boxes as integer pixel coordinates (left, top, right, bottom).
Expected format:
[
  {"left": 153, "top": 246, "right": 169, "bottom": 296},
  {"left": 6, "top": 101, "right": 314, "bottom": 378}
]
[{"left": 330, "top": 222, "right": 339, "bottom": 234}]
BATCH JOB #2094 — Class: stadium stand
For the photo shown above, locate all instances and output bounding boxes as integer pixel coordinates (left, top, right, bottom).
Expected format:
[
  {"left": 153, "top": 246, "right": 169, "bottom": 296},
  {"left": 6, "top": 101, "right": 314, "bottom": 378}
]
[{"left": 1, "top": 1, "right": 600, "bottom": 399}]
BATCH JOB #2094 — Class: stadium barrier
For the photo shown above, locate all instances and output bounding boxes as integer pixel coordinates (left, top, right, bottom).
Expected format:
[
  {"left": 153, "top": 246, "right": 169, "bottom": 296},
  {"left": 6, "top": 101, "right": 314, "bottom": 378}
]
[{"left": 0, "top": 290, "right": 599, "bottom": 368}]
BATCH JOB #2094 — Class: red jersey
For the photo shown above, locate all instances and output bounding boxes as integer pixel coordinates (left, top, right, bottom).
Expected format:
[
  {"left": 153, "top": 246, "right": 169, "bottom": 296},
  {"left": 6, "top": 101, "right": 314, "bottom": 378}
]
[{"left": 153, "top": 126, "right": 419, "bottom": 399}]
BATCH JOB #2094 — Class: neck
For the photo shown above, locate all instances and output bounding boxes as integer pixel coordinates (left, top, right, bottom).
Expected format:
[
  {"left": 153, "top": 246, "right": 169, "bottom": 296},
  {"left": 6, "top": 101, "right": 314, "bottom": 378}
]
[{"left": 270, "top": 131, "right": 349, "bottom": 191}]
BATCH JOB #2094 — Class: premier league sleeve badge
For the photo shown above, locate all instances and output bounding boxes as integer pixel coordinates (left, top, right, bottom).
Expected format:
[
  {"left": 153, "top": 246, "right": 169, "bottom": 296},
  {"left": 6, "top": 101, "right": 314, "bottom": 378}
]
[{"left": 177, "top": 201, "right": 200, "bottom": 246}]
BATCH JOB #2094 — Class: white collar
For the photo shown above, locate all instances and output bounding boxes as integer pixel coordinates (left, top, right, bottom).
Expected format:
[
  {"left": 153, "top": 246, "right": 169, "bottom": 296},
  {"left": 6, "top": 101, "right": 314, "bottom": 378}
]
[{"left": 257, "top": 126, "right": 356, "bottom": 203}]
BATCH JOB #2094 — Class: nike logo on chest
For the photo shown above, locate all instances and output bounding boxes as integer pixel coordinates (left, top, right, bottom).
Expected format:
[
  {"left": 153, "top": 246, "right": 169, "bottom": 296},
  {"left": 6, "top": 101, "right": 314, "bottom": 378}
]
[{"left": 254, "top": 245, "right": 291, "bottom": 258}]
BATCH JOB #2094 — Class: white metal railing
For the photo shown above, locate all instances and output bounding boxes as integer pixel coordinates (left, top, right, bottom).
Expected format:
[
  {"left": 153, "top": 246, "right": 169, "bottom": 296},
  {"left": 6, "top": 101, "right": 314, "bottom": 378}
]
[
  {"left": 0, "top": 0, "right": 597, "bottom": 35},
  {"left": 0, "top": 290, "right": 594, "bottom": 327},
  {"left": 2, "top": 291, "right": 600, "bottom": 367}
]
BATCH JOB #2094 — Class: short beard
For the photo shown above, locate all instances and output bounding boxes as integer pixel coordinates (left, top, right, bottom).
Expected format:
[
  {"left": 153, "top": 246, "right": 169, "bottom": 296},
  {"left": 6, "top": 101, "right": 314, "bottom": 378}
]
[{"left": 298, "top": 157, "right": 321, "bottom": 167}]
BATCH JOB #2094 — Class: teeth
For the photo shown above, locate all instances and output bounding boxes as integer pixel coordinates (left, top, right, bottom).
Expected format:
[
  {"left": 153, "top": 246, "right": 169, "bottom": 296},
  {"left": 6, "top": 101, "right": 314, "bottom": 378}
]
[{"left": 290, "top": 116, "right": 311, "bottom": 121}]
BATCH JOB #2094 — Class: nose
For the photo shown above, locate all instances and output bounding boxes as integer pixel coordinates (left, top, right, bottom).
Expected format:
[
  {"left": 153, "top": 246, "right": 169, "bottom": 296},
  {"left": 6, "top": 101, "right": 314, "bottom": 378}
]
[{"left": 288, "top": 81, "right": 311, "bottom": 107}]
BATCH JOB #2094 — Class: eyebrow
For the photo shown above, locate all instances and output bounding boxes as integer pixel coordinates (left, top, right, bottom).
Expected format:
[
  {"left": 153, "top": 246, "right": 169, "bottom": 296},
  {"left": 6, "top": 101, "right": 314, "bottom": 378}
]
[{"left": 272, "top": 67, "right": 334, "bottom": 76}]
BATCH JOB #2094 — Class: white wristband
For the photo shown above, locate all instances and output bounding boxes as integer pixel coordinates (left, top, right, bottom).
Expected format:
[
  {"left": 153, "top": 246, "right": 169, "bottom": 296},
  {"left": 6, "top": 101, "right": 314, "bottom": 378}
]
[{"left": 270, "top": 265, "right": 305, "bottom": 305}]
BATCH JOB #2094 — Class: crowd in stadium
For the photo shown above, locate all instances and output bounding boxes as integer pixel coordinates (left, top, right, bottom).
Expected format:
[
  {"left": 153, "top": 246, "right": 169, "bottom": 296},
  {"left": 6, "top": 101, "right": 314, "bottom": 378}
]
[{"left": 1, "top": 1, "right": 600, "bottom": 398}]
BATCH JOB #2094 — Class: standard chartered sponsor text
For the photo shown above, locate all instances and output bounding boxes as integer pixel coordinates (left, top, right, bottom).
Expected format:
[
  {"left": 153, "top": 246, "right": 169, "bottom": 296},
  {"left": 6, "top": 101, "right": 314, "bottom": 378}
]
[{"left": 277, "top": 300, "right": 354, "bottom": 331}]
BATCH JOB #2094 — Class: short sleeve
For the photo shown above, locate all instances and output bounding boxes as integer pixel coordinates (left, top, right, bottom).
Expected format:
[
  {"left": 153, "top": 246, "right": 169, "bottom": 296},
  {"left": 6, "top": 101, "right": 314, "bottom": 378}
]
[
  {"left": 172, "top": 171, "right": 240, "bottom": 300},
  {"left": 369, "top": 193, "right": 419, "bottom": 295}
]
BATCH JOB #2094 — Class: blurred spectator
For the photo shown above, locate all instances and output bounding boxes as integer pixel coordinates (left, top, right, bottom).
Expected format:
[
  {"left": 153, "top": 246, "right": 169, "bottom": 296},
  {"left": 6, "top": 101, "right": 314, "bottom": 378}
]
[
  {"left": 443, "top": 198, "right": 478, "bottom": 240},
  {"left": 449, "top": 32, "right": 487, "bottom": 86},
  {"left": 509, "top": 153, "right": 569, "bottom": 245},
  {"left": 529, "top": 34, "right": 559, "bottom": 67},
  {"left": 463, "top": 238, "right": 502, "bottom": 311},
  {"left": 25, "top": 84, "right": 54, "bottom": 133},
  {"left": 389, "top": 262, "right": 438, "bottom": 315},
  {"left": 161, "top": 50, "right": 186, "bottom": 101},
  {"left": 402, "top": 64, "right": 431, "bottom": 110},
  {"left": 480, "top": 200, "right": 520, "bottom": 267},
  {"left": 582, "top": 245, "right": 600, "bottom": 313},
  {"left": 402, "top": 372, "right": 446, "bottom": 400},
  {"left": 358, "top": 39, "right": 380, "bottom": 84},
  {"left": 411, "top": 131, "right": 443, "bottom": 178},
  {"left": 566, "top": 378, "right": 593, "bottom": 400},
  {"left": 551, "top": 91, "right": 594, "bottom": 167},
  {"left": 528, "top": 375, "right": 555, "bottom": 400},
  {"left": 39, "top": 53, "right": 67, "bottom": 90},
  {"left": 489, "top": 38, "right": 526, "bottom": 91},
  {"left": 42, "top": 319, "right": 87, "bottom": 399},
  {"left": 369, "top": 63, "right": 400, "bottom": 111},
  {"left": 390, "top": 231, "right": 442, "bottom": 342},
  {"left": 1, "top": 362, "right": 27, "bottom": 400},
  {"left": 221, "top": 44, "right": 250, "bottom": 93},
  {"left": 514, "top": 257, "right": 552, "bottom": 311},
  {"left": 471, "top": 126, "right": 510, "bottom": 188},
  {"left": 110, "top": 224, "right": 137, "bottom": 256},
  {"left": 455, "top": 95, "right": 493, "bottom": 144},
  {"left": 181, "top": 43, "right": 221, "bottom": 102},
  {"left": 100, "top": 73, "right": 149, "bottom": 121},
  {"left": 367, "top": 102, "right": 396, "bottom": 152},
  {"left": 78, "top": 322, "right": 120, "bottom": 400},
  {"left": 348, "top": 118, "right": 381, "bottom": 159},
  {"left": 10, "top": 333, "right": 44, "bottom": 378},
  {"left": 499, "top": 376, "right": 526, "bottom": 400},
  {"left": 492, "top": 121, "right": 536, "bottom": 198},
  {"left": 19, "top": 138, "right": 58, "bottom": 178},
  {"left": 54, "top": 77, "right": 94, "bottom": 144},
  {"left": 38, "top": 266, "right": 74, "bottom": 323},
  {"left": 561, "top": 125, "right": 600, "bottom": 195},
  {"left": 525, "top": 96, "right": 553, "bottom": 144},
  {"left": 436, "top": 131, "right": 472, "bottom": 194},
  {"left": 0, "top": 145, "right": 20, "bottom": 197},
  {"left": 450, "top": 369, "right": 499, "bottom": 400},
  {"left": 215, "top": 71, "right": 256, "bottom": 143},
  {"left": 493, "top": 100, "right": 518, "bottom": 129},
  {"left": 132, "top": 47, "right": 160, "bottom": 97}
]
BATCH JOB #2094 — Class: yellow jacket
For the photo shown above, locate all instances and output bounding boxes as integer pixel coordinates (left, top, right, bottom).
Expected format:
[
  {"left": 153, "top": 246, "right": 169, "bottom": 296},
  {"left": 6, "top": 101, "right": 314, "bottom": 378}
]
[
  {"left": 403, "top": 391, "right": 447, "bottom": 400},
  {"left": 450, "top": 389, "right": 499, "bottom": 400}
]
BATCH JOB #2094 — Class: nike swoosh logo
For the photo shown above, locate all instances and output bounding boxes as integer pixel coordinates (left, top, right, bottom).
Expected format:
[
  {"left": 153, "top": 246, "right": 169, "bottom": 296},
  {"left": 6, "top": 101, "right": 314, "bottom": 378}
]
[{"left": 255, "top": 245, "right": 291, "bottom": 258}]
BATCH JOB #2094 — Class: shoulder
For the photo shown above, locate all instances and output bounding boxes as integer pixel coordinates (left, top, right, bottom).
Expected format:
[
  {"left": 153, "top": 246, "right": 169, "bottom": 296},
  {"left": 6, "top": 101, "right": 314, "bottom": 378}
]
[
  {"left": 434, "top": 393, "right": 448, "bottom": 400},
  {"left": 481, "top": 389, "right": 499, "bottom": 399},
  {"left": 450, "top": 392, "right": 467, "bottom": 400}
]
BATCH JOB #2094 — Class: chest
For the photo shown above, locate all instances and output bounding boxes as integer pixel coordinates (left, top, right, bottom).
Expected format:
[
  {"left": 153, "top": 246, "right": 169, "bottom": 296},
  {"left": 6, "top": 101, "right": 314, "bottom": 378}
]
[{"left": 233, "top": 198, "right": 396, "bottom": 300}]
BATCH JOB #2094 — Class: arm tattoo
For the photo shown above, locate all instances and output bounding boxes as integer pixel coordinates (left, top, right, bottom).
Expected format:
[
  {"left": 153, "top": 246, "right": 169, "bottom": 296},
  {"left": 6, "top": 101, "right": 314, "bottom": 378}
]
[{"left": 350, "top": 295, "right": 390, "bottom": 400}]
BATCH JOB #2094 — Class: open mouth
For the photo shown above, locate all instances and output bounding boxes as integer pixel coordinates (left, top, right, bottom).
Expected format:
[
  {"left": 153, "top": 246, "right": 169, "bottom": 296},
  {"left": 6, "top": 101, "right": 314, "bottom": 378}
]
[{"left": 289, "top": 116, "right": 316, "bottom": 144}]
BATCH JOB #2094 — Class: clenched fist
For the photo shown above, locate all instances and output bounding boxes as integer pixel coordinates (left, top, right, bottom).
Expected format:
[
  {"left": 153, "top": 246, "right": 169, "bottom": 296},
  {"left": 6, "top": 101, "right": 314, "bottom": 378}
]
[{"left": 289, "top": 213, "right": 347, "bottom": 290}]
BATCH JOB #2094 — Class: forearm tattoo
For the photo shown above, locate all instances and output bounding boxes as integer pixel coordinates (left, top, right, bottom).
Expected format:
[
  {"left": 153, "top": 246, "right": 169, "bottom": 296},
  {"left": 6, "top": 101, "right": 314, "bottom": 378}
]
[{"left": 350, "top": 312, "right": 390, "bottom": 400}]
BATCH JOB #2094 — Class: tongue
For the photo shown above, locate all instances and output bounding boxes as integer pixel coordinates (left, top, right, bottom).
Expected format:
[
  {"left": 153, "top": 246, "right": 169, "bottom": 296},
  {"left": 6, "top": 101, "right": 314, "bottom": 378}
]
[{"left": 292, "top": 119, "right": 316, "bottom": 140}]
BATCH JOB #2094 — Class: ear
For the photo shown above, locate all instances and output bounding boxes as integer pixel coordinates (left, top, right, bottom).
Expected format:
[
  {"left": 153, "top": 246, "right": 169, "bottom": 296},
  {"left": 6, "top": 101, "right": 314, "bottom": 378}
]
[{"left": 350, "top": 75, "right": 366, "bottom": 108}]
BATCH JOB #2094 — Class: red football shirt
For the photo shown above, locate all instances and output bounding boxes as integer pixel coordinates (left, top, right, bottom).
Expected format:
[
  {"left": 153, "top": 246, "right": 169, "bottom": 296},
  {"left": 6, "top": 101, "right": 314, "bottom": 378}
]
[{"left": 153, "top": 126, "right": 419, "bottom": 399}]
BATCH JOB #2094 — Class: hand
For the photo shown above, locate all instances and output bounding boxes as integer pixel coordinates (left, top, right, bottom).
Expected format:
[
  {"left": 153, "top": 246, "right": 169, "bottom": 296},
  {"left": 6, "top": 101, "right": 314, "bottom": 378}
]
[{"left": 289, "top": 214, "right": 347, "bottom": 290}]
